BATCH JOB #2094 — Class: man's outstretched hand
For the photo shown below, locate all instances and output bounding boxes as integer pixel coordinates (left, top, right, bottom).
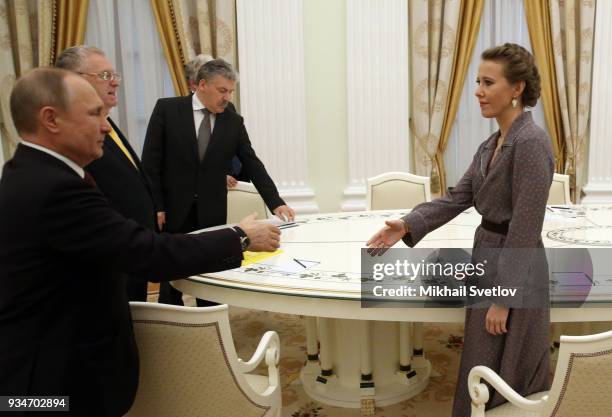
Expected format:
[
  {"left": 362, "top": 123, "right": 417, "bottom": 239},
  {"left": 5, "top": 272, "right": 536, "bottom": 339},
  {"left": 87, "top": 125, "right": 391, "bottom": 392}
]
[{"left": 239, "top": 213, "right": 281, "bottom": 252}]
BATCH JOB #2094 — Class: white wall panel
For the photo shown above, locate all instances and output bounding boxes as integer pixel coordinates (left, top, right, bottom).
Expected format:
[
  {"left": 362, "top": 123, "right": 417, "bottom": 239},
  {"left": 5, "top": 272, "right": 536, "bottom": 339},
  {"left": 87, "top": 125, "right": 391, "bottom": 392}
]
[
  {"left": 237, "top": 0, "right": 317, "bottom": 213},
  {"left": 342, "top": 0, "right": 409, "bottom": 211},
  {"left": 582, "top": 0, "right": 612, "bottom": 203}
]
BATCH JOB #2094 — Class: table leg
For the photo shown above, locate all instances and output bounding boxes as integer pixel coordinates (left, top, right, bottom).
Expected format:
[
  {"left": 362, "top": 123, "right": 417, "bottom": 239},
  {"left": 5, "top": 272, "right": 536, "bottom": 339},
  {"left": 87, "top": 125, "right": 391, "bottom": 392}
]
[
  {"left": 305, "top": 316, "right": 319, "bottom": 361},
  {"left": 318, "top": 318, "right": 333, "bottom": 377},
  {"left": 300, "top": 319, "right": 431, "bottom": 408},
  {"left": 359, "top": 321, "right": 375, "bottom": 415},
  {"left": 359, "top": 321, "right": 373, "bottom": 379},
  {"left": 552, "top": 323, "right": 561, "bottom": 350},
  {"left": 413, "top": 322, "right": 424, "bottom": 357}
]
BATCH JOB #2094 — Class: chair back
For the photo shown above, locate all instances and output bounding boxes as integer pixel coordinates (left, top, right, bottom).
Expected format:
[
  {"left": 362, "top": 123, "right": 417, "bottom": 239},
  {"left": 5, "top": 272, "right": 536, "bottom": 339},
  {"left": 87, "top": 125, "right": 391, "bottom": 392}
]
[
  {"left": 126, "top": 302, "right": 273, "bottom": 417},
  {"left": 541, "top": 329, "right": 612, "bottom": 417},
  {"left": 547, "top": 173, "right": 571, "bottom": 205},
  {"left": 227, "top": 181, "right": 270, "bottom": 224},
  {"left": 366, "top": 171, "right": 431, "bottom": 210}
]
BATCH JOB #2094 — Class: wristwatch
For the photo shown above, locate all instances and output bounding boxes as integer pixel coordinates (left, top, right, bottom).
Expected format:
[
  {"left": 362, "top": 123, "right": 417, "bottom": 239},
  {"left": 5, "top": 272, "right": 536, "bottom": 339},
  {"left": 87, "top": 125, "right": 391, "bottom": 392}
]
[{"left": 233, "top": 226, "right": 250, "bottom": 251}]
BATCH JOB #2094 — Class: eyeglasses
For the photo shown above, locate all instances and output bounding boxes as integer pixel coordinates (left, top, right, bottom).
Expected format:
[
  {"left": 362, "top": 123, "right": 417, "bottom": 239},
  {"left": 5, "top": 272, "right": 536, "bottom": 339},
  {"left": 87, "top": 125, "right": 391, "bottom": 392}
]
[{"left": 78, "top": 71, "right": 122, "bottom": 82}]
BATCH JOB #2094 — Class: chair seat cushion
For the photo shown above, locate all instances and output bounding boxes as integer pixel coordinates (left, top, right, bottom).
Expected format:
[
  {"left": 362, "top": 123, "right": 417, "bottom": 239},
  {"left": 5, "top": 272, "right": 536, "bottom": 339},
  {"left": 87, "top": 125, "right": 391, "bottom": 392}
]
[{"left": 486, "top": 391, "right": 549, "bottom": 417}]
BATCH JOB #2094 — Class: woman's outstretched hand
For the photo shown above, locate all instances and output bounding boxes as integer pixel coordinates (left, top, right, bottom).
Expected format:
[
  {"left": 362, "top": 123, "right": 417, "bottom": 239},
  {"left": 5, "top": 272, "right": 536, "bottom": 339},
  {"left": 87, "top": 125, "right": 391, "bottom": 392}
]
[{"left": 366, "top": 220, "right": 408, "bottom": 256}]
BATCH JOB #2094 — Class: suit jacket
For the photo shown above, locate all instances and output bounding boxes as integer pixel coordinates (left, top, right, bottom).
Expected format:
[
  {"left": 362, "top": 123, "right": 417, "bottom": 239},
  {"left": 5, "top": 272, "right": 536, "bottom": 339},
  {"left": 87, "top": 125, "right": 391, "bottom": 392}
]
[
  {"left": 0, "top": 145, "right": 243, "bottom": 416},
  {"left": 86, "top": 118, "right": 156, "bottom": 231},
  {"left": 142, "top": 96, "right": 285, "bottom": 231},
  {"left": 86, "top": 119, "right": 156, "bottom": 300},
  {"left": 223, "top": 103, "right": 249, "bottom": 182}
]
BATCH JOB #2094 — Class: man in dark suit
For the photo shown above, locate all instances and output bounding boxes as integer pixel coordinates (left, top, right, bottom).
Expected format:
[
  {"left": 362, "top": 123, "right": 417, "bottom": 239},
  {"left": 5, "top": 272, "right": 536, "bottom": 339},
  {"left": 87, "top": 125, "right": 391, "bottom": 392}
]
[
  {"left": 142, "top": 59, "right": 294, "bottom": 305},
  {"left": 184, "top": 54, "right": 247, "bottom": 188},
  {"left": 55, "top": 45, "right": 155, "bottom": 301},
  {"left": 0, "top": 68, "right": 280, "bottom": 416}
]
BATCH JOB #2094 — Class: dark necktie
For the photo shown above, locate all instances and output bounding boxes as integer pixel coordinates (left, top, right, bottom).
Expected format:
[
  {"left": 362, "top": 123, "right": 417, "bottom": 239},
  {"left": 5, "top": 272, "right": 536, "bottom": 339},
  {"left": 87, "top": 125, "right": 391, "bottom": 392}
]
[
  {"left": 84, "top": 171, "right": 97, "bottom": 188},
  {"left": 197, "top": 109, "right": 211, "bottom": 161}
]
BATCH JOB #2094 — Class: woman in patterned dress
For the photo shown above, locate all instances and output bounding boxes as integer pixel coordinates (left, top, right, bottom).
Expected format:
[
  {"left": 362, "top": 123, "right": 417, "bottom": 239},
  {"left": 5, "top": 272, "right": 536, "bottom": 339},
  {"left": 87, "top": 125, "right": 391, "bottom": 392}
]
[{"left": 367, "top": 43, "right": 554, "bottom": 416}]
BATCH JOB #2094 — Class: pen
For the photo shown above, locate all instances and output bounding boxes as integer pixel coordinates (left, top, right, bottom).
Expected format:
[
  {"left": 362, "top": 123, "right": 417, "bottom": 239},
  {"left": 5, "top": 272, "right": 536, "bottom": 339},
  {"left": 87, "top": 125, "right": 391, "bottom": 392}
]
[
  {"left": 550, "top": 206, "right": 571, "bottom": 210},
  {"left": 279, "top": 223, "right": 299, "bottom": 230},
  {"left": 293, "top": 258, "right": 306, "bottom": 268}
]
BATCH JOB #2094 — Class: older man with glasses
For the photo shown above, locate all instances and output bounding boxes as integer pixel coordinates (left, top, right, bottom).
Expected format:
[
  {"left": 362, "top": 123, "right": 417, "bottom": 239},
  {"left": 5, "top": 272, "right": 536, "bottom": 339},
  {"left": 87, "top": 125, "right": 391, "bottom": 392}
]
[{"left": 56, "top": 46, "right": 157, "bottom": 302}]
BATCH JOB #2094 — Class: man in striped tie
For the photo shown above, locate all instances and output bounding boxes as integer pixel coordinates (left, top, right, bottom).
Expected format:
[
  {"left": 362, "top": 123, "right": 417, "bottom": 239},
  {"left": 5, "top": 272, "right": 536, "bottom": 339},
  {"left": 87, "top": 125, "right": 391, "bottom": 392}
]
[{"left": 56, "top": 46, "right": 156, "bottom": 302}]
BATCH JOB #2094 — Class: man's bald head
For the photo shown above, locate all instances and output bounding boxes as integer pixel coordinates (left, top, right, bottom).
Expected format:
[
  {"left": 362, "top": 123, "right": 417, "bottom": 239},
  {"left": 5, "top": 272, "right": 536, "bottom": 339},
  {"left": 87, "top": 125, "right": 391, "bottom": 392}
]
[{"left": 10, "top": 67, "right": 73, "bottom": 135}]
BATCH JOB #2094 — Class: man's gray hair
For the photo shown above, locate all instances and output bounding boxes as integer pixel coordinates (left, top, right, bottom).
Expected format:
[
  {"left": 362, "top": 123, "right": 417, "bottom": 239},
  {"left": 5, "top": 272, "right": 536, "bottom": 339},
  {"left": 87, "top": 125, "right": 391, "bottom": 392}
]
[
  {"left": 196, "top": 59, "right": 238, "bottom": 84},
  {"left": 55, "top": 45, "right": 105, "bottom": 71},
  {"left": 184, "top": 54, "right": 213, "bottom": 83}
]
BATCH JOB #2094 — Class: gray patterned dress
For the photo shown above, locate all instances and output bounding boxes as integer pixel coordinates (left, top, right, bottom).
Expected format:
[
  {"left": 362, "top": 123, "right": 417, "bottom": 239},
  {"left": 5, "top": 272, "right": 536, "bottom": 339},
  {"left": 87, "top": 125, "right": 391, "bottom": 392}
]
[{"left": 401, "top": 112, "right": 554, "bottom": 416}]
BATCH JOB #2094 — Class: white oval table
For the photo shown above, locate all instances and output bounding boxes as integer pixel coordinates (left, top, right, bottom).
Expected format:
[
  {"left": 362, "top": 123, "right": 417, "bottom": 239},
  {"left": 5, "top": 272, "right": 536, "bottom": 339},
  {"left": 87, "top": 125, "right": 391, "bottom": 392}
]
[{"left": 174, "top": 207, "right": 612, "bottom": 411}]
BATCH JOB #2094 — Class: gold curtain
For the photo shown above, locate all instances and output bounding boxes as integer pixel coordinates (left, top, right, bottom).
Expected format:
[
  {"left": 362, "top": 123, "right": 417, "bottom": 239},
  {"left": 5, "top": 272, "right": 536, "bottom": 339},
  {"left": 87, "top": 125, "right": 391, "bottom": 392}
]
[
  {"left": 435, "top": 0, "right": 484, "bottom": 192},
  {"left": 524, "top": 0, "right": 566, "bottom": 174},
  {"left": 51, "top": 0, "right": 88, "bottom": 64},
  {"left": 409, "top": 0, "right": 483, "bottom": 194},
  {"left": 525, "top": 0, "right": 596, "bottom": 202},
  {"left": 549, "top": 0, "right": 596, "bottom": 202},
  {"left": 175, "top": 0, "right": 238, "bottom": 104},
  {"left": 0, "top": 0, "right": 54, "bottom": 160},
  {"left": 37, "top": 0, "right": 55, "bottom": 66},
  {"left": 177, "top": 0, "right": 238, "bottom": 68},
  {"left": 151, "top": 0, "right": 190, "bottom": 96}
]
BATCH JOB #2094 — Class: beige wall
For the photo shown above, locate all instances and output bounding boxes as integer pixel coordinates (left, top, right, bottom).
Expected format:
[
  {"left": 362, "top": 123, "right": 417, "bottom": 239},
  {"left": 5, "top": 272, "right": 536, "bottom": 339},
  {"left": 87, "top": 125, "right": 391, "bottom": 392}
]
[{"left": 303, "top": 0, "right": 348, "bottom": 213}]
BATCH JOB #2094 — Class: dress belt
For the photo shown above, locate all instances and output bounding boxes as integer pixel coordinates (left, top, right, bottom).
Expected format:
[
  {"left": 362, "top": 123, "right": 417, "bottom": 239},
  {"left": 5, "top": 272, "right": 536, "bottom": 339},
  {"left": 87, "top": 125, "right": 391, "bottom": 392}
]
[{"left": 480, "top": 218, "right": 510, "bottom": 235}]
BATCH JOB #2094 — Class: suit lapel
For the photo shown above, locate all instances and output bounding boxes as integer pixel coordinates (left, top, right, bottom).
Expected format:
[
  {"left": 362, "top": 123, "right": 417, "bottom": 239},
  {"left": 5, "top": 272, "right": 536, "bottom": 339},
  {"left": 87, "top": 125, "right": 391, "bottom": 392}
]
[
  {"left": 476, "top": 112, "right": 533, "bottom": 206},
  {"left": 202, "top": 109, "right": 227, "bottom": 163},
  {"left": 479, "top": 112, "right": 532, "bottom": 182},
  {"left": 178, "top": 96, "right": 200, "bottom": 162},
  {"left": 108, "top": 119, "right": 141, "bottom": 166},
  {"left": 106, "top": 119, "right": 155, "bottom": 198},
  {"left": 479, "top": 135, "right": 496, "bottom": 180},
  {"left": 106, "top": 119, "right": 141, "bottom": 176}
]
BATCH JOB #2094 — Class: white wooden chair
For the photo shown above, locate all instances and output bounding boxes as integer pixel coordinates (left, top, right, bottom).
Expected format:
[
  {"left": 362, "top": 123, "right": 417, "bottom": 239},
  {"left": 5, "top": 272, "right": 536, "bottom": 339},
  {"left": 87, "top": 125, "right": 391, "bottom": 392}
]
[
  {"left": 547, "top": 173, "right": 571, "bottom": 205},
  {"left": 366, "top": 171, "right": 431, "bottom": 210},
  {"left": 126, "top": 302, "right": 282, "bottom": 417},
  {"left": 469, "top": 329, "right": 612, "bottom": 417},
  {"left": 227, "top": 181, "right": 270, "bottom": 224},
  {"left": 366, "top": 171, "right": 431, "bottom": 370}
]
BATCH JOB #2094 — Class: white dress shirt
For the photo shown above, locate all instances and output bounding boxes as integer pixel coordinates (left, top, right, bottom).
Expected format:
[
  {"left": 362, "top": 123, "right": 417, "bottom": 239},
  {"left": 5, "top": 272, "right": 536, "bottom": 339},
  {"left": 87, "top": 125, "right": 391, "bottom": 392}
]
[
  {"left": 20, "top": 140, "right": 85, "bottom": 178},
  {"left": 192, "top": 93, "right": 216, "bottom": 136}
]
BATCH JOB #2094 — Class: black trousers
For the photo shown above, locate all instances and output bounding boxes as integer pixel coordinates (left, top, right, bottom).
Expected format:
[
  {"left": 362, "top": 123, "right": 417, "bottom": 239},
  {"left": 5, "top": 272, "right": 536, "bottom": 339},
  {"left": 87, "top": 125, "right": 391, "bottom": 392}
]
[
  {"left": 157, "top": 203, "right": 218, "bottom": 307},
  {"left": 126, "top": 274, "right": 147, "bottom": 302}
]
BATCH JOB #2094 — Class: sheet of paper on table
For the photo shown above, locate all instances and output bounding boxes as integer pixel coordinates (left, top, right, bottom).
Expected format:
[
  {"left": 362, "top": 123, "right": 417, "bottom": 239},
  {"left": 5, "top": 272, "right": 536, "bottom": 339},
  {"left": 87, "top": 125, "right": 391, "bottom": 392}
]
[
  {"left": 268, "top": 258, "right": 322, "bottom": 274},
  {"left": 545, "top": 206, "right": 585, "bottom": 222}
]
